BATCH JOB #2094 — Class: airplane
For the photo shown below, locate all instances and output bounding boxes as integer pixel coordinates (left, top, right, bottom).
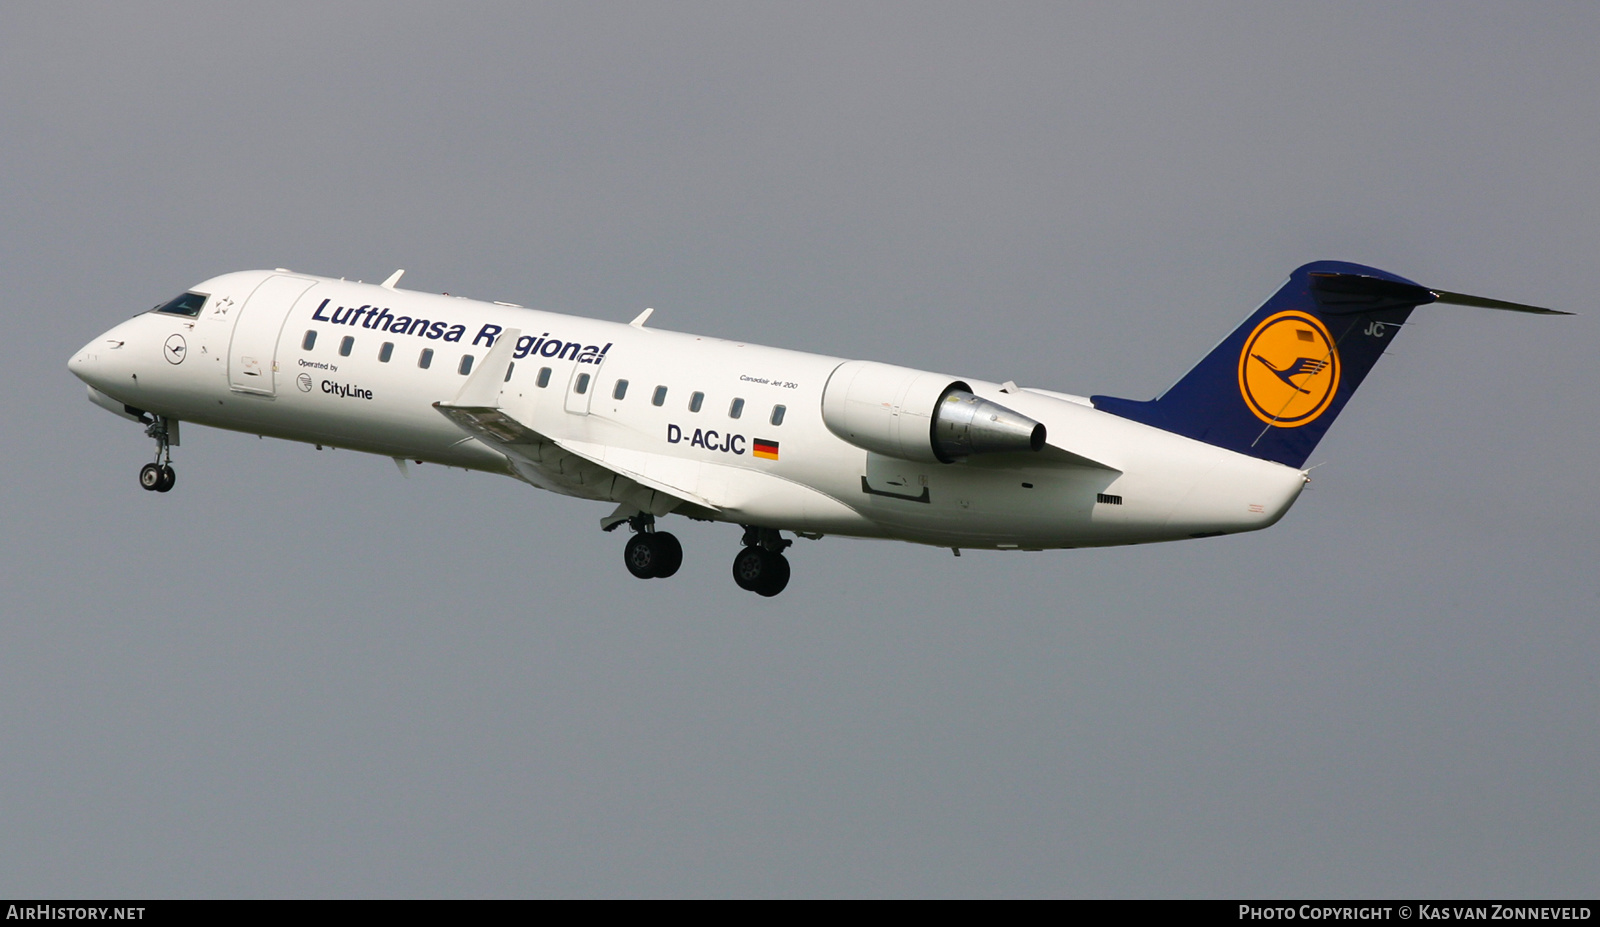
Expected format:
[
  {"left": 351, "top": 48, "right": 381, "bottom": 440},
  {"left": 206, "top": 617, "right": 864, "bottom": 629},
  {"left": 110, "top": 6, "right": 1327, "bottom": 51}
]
[{"left": 68, "top": 261, "right": 1569, "bottom": 596}]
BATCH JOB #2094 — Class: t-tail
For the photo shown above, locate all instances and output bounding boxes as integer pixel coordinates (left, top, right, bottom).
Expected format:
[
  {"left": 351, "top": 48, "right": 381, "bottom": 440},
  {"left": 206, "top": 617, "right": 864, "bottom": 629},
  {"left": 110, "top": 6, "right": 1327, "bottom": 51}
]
[{"left": 1090, "top": 261, "right": 1571, "bottom": 469}]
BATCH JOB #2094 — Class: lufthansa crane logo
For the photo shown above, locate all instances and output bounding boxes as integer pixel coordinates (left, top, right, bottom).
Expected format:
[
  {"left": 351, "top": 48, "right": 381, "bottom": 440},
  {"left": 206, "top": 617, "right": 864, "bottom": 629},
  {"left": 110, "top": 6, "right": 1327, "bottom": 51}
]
[
  {"left": 163, "top": 334, "right": 187, "bottom": 365},
  {"left": 1238, "top": 311, "right": 1340, "bottom": 427}
]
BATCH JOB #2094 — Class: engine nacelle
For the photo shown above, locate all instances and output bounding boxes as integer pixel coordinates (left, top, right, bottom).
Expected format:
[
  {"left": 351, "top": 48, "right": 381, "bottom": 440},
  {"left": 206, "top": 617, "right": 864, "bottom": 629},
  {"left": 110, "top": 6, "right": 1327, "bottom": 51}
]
[
  {"left": 931, "top": 388, "right": 1048, "bottom": 460},
  {"left": 820, "top": 360, "right": 1047, "bottom": 463}
]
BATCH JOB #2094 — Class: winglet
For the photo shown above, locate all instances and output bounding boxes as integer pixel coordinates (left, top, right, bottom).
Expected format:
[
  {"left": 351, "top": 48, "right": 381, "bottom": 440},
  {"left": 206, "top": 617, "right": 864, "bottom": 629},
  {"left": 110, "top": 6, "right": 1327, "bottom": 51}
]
[
  {"left": 381, "top": 269, "right": 405, "bottom": 290},
  {"left": 444, "top": 327, "right": 521, "bottom": 408},
  {"left": 629, "top": 307, "right": 654, "bottom": 328}
]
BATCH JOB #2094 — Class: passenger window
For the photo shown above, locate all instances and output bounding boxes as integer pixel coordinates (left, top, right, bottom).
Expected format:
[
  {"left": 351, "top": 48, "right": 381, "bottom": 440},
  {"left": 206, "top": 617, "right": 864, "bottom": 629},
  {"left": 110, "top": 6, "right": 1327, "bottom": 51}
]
[
  {"left": 459, "top": 355, "right": 474, "bottom": 375},
  {"left": 575, "top": 373, "right": 590, "bottom": 394},
  {"left": 379, "top": 342, "right": 393, "bottom": 363},
  {"left": 536, "top": 367, "right": 551, "bottom": 388},
  {"left": 339, "top": 335, "right": 354, "bottom": 357},
  {"left": 770, "top": 404, "right": 786, "bottom": 426},
  {"left": 419, "top": 348, "right": 433, "bottom": 369},
  {"left": 154, "top": 292, "right": 207, "bottom": 317},
  {"left": 504, "top": 362, "right": 515, "bottom": 382},
  {"left": 689, "top": 391, "right": 704, "bottom": 413},
  {"left": 302, "top": 330, "right": 317, "bottom": 351},
  {"left": 729, "top": 398, "right": 744, "bottom": 419},
  {"left": 652, "top": 385, "right": 667, "bottom": 407},
  {"left": 613, "top": 379, "right": 628, "bottom": 400}
]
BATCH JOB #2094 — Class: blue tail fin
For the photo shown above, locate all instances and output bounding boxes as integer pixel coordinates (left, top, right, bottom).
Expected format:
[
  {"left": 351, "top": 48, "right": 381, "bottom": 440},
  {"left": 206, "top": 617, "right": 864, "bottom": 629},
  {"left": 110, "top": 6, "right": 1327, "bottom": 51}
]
[{"left": 1091, "top": 261, "right": 1430, "bottom": 468}]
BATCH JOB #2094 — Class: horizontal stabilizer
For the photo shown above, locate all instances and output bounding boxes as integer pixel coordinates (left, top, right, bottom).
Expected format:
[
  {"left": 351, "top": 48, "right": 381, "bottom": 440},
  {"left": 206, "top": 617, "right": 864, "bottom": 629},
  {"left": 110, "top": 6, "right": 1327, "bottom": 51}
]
[
  {"left": 1430, "top": 290, "right": 1573, "bottom": 315},
  {"left": 1310, "top": 270, "right": 1573, "bottom": 316},
  {"left": 1309, "top": 272, "right": 1435, "bottom": 315}
]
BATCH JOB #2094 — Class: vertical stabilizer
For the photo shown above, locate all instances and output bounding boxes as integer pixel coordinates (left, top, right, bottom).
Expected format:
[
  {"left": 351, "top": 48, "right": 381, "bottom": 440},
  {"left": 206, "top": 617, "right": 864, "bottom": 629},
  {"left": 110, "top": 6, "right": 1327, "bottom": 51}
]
[{"left": 1091, "top": 261, "right": 1429, "bottom": 468}]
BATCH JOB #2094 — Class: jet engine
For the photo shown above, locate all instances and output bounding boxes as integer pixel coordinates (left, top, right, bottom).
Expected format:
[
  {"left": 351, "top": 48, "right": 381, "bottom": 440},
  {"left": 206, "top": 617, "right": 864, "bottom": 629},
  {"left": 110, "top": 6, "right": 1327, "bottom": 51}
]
[{"left": 820, "top": 360, "right": 1046, "bottom": 463}]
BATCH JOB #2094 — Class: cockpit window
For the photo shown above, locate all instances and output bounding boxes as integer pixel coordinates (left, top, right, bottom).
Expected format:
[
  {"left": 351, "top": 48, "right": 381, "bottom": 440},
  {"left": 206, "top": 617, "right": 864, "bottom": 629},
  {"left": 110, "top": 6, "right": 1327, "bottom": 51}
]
[{"left": 153, "top": 292, "right": 207, "bottom": 317}]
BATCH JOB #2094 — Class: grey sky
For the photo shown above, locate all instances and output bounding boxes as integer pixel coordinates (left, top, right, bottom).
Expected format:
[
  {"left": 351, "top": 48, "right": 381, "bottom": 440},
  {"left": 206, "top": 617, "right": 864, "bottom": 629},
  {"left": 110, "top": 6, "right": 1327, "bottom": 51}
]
[{"left": 2, "top": 2, "right": 1596, "bottom": 897}]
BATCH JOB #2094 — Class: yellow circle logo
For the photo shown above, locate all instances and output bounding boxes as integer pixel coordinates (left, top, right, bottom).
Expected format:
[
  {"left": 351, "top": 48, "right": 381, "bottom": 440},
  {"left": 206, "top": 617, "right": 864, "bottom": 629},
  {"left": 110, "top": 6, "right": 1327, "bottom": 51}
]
[{"left": 1237, "top": 311, "right": 1340, "bottom": 427}]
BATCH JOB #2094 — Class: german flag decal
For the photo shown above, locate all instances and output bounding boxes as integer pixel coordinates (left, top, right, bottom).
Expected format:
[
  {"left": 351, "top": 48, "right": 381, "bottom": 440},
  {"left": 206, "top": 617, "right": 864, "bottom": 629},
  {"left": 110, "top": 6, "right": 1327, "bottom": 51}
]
[{"left": 753, "top": 438, "right": 779, "bottom": 460}]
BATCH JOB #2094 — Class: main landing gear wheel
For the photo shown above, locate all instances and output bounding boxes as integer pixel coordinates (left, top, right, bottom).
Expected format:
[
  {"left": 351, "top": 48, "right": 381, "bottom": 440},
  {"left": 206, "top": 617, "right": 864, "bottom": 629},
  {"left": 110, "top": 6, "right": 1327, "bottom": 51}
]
[
  {"left": 624, "top": 532, "right": 683, "bottom": 579},
  {"left": 139, "top": 463, "right": 175, "bottom": 492},
  {"left": 651, "top": 532, "right": 682, "bottom": 578},
  {"left": 732, "top": 546, "right": 790, "bottom": 597}
]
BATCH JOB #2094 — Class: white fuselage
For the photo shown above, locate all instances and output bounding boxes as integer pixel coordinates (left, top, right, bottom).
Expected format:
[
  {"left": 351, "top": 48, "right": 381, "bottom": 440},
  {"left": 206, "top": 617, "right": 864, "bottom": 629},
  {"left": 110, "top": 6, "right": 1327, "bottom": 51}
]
[{"left": 70, "top": 270, "right": 1307, "bottom": 550}]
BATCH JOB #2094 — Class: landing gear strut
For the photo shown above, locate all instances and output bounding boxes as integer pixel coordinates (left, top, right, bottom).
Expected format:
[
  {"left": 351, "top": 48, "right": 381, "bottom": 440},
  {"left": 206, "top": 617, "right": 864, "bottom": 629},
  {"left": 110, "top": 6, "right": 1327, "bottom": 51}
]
[
  {"left": 620, "top": 514, "right": 682, "bottom": 579},
  {"left": 138, "top": 416, "right": 176, "bottom": 493},
  {"left": 732, "top": 526, "right": 791, "bottom": 597}
]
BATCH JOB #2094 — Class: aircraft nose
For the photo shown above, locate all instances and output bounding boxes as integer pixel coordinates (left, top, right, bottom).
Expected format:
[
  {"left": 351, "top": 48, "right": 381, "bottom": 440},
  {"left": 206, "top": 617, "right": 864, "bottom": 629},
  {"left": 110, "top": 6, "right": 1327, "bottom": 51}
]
[
  {"left": 68, "top": 331, "right": 126, "bottom": 391},
  {"left": 68, "top": 338, "right": 100, "bottom": 384}
]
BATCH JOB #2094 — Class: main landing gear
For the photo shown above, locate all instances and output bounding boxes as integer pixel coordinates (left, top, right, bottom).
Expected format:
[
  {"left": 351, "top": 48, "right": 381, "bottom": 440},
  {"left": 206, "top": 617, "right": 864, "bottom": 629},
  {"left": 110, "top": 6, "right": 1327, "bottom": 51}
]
[
  {"left": 610, "top": 513, "right": 794, "bottom": 595},
  {"left": 732, "top": 526, "right": 790, "bottom": 597},
  {"left": 138, "top": 416, "right": 177, "bottom": 493},
  {"left": 621, "top": 514, "right": 683, "bottom": 579}
]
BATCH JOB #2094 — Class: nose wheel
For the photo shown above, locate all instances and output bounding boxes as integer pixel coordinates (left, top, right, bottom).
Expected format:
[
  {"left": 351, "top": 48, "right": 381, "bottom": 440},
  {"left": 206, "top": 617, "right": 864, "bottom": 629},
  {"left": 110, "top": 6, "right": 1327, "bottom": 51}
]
[
  {"left": 139, "top": 462, "right": 175, "bottom": 492},
  {"left": 138, "top": 416, "right": 178, "bottom": 493}
]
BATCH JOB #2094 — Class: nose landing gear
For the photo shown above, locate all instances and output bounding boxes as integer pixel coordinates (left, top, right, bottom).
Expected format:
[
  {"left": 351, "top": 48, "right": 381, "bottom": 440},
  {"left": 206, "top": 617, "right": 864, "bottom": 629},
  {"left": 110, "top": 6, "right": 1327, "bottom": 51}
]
[
  {"left": 138, "top": 462, "right": 174, "bottom": 492},
  {"left": 620, "top": 514, "right": 683, "bottom": 579},
  {"left": 732, "top": 526, "right": 791, "bottom": 597},
  {"left": 138, "top": 416, "right": 177, "bottom": 493}
]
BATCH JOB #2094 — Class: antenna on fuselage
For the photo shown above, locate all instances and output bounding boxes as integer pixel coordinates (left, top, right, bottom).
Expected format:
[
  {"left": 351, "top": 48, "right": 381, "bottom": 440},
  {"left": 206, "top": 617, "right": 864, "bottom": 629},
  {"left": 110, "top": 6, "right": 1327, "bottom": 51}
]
[
  {"left": 380, "top": 269, "right": 405, "bottom": 290},
  {"left": 629, "top": 307, "right": 655, "bottom": 328}
]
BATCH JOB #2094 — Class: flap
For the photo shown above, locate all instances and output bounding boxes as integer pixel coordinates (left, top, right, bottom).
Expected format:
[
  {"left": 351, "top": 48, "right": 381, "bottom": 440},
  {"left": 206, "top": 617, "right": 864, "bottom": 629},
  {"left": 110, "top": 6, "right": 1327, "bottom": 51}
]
[{"left": 550, "top": 437, "right": 722, "bottom": 511}]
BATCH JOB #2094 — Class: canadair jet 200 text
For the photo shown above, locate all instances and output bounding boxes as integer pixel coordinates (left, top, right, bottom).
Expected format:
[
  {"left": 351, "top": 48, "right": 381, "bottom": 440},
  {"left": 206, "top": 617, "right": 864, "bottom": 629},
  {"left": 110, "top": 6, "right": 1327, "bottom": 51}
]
[{"left": 69, "top": 262, "right": 1568, "bottom": 596}]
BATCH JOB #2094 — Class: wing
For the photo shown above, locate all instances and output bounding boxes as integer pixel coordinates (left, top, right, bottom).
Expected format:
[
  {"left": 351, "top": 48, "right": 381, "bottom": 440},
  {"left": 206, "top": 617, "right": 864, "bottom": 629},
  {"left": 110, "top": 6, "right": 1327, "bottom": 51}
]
[
  {"left": 431, "top": 325, "right": 719, "bottom": 520},
  {"left": 434, "top": 400, "right": 722, "bottom": 514}
]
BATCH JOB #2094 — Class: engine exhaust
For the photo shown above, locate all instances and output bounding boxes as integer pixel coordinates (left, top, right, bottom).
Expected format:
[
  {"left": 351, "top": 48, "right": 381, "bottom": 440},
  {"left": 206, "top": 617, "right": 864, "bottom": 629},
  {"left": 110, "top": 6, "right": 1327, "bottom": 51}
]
[{"left": 932, "top": 389, "right": 1047, "bottom": 462}]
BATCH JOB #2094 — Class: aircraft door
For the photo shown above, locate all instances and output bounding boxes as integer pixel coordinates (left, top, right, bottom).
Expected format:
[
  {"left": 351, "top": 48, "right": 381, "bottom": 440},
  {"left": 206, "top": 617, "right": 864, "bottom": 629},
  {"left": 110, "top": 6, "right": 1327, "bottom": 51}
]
[
  {"left": 227, "top": 274, "right": 316, "bottom": 395},
  {"left": 563, "top": 351, "right": 606, "bottom": 414}
]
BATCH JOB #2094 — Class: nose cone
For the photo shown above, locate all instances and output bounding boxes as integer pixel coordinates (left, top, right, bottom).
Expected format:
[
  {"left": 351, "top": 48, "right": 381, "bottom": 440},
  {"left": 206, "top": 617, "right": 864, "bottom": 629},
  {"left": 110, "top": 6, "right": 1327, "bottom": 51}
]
[
  {"left": 69, "top": 327, "right": 134, "bottom": 395},
  {"left": 68, "top": 336, "right": 106, "bottom": 386}
]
